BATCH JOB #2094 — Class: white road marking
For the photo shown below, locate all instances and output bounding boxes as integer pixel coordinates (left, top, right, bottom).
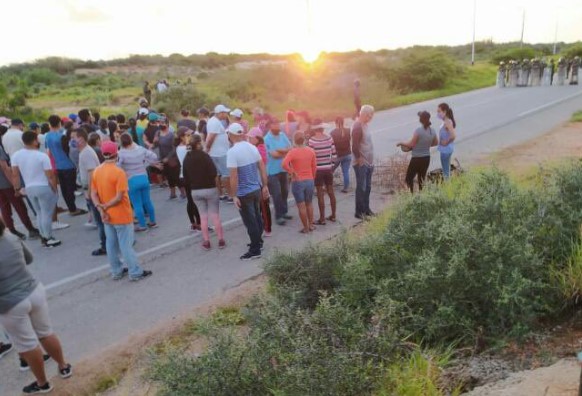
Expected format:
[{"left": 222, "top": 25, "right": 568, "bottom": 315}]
[{"left": 518, "top": 89, "right": 582, "bottom": 118}]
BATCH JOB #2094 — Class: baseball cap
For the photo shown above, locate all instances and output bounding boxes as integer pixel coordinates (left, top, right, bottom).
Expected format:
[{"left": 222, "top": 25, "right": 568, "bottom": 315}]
[
  {"left": 148, "top": 112, "right": 161, "bottom": 122},
  {"left": 138, "top": 108, "right": 149, "bottom": 115},
  {"left": 29, "top": 122, "right": 40, "bottom": 129},
  {"left": 101, "top": 141, "right": 118, "bottom": 158},
  {"left": 11, "top": 118, "right": 24, "bottom": 126},
  {"left": 226, "top": 123, "right": 245, "bottom": 135},
  {"left": 68, "top": 113, "right": 78, "bottom": 121},
  {"left": 214, "top": 104, "right": 231, "bottom": 114},
  {"left": 61, "top": 117, "right": 71, "bottom": 124},
  {"left": 230, "top": 108, "right": 243, "bottom": 118},
  {"left": 177, "top": 126, "right": 194, "bottom": 136},
  {"left": 247, "top": 127, "right": 263, "bottom": 139}
]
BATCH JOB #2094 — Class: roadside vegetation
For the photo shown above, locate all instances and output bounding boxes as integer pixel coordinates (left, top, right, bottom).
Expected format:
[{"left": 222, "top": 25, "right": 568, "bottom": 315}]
[
  {"left": 146, "top": 161, "right": 582, "bottom": 395},
  {"left": 2, "top": 41, "right": 578, "bottom": 123}
]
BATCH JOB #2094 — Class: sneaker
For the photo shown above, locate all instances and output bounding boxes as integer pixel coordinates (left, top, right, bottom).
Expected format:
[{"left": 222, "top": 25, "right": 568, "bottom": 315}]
[
  {"left": 129, "top": 270, "right": 153, "bottom": 282},
  {"left": 52, "top": 221, "right": 70, "bottom": 230},
  {"left": 134, "top": 226, "right": 148, "bottom": 232},
  {"left": 202, "top": 241, "right": 211, "bottom": 250},
  {"left": 247, "top": 243, "right": 264, "bottom": 251},
  {"left": 10, "top": 229, "right": 26, "bottom": 240},
  {"left": 74, "top": 191, "right": 83, "bottom": 197},
  {"left": 263, "top": 231, "right": 272, "bottom": 237},
  {"left": 240, "top": 251, "right": 262, "bottom": 261},
  {"left": 218, "top": 239, "right": 226, "bottom": 249},
  {"left": 112, "top": 268, "right": 129, "bottom": 281},
  {"left": 226, "top": 197, "right": 234, "bottom": 204},
  {"left": 219, "top": 195, "right": 229, "bottom": 201},
  {"left": 282, "top": 214, "right": 293, "bottom": 220},
  {"left": 91, "top": 247, "right": 107, "bottom": 256},
  {"left": 28, "top": 229, "right": 41, "bottom": 240},
  {"left": 147, "top": 222, "right": 158, "bottom": 229},
  {"left": 20, "top": 355, "right": 50, "bottom": 371},
  {"left": 190, "top": 224, "right": 201, "bottom": 233},
  {"left": 0, "top": 343, "right": 13, "bottom": 359},
  {"left": 43, "top": 238, "right": 62, "bottom": 248},
  {"left": 276, "top": 218, "right": 286, "bottom": 226},
  {"left": 84, "top": 222, "right": 97, "bottom": 229},
  {"left": 59, "top": 363, "right": 73, "bottom": 379},
  {"left": 22, "top": 381, "right": 52, "bottom": 394},
  {"left": 70, "top": 209, "right": 88, "bottom": 217}
]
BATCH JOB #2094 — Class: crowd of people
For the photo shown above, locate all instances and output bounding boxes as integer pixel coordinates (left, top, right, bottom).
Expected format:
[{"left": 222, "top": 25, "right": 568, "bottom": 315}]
[
  {"left": 497, "top": 56, "right": 581, "bottom": 88},
  {"left": 0, "top": 92, "right": 461, "bottom": 393}
]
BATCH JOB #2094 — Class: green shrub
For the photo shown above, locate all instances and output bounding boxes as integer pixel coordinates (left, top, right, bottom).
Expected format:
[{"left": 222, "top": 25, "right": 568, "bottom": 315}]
[
  {"left": 154, "top": 86, "right": 207, "bottom": 116},
  {"left": 389, "top": 50, "right": 458, "bottom": 92},
  {"left": 552, "top": 241, "right": 582, "bottom": 306},
  {"left": 491, "top": 47, "right": 537, "bottom": 64},
  {"left": 563, "top": 43, "right": 582, "bottom": 59}
]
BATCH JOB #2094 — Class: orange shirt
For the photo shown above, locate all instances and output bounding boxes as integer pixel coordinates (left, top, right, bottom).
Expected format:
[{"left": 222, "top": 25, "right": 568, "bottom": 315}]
[
  {"left": 282, "top": 146, "right": 317, "bottom": 181},
  {"left": 91, "top": 162, "right": 133, "bottom": 225}
]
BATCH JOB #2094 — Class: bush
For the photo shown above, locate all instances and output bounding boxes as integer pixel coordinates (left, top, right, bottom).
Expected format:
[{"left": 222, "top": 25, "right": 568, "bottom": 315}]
[
  {"left": 154, "top": 86, "right": 207, "bottom": 116},
  {"left": 389, "top": 50, "right": 458, "bottom": 92},
  {"left": 563, "top": 43, "right": 582, "bottom": 59},
  {"left": 491, "top": 47, "right": 537, "bottom": 64}
]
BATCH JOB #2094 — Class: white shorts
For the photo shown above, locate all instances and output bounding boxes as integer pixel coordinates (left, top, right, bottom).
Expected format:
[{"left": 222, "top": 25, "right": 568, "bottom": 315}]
[{"left": 0, "top": 284, "right": 53, "bottom": 353}]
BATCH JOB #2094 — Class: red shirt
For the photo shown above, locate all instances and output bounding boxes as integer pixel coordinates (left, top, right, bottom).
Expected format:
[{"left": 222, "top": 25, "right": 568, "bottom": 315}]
[{"left": 282, "top": 146, "right": 317, "bottom": 181}]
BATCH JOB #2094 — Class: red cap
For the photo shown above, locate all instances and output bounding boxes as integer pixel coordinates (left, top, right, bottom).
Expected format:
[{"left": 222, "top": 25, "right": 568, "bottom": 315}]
[{"left": 101, "top": 141, "right": 118, "bottom": 158}]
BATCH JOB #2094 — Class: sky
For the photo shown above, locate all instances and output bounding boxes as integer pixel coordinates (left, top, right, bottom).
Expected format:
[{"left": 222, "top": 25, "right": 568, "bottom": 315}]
[{"left": 2, "top": 0, "right": 582, "bottom": 66}]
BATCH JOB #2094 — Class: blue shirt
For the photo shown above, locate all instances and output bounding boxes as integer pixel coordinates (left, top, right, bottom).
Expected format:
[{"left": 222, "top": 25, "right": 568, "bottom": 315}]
[
  {"left": 264, "top": 132, "right": 291, "bottom": 176},
  {"left": 226, "top": 141, "right": 262, "bottom": 197},
  {"left": 45, "top": 130, "right": 74, "bottom": 170}
]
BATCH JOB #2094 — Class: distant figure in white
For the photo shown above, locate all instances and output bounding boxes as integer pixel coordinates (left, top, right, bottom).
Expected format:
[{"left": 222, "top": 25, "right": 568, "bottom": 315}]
[{"left": 496, "top": 62, "right": 506, "bottom": 88}]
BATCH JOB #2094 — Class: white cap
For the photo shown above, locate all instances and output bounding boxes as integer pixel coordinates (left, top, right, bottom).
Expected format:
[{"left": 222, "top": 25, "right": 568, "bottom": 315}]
[
  {"left": 230, "top": 108, "right": 243, "bottom": 118},
  {"left": 226, "top": 123, "right": 245, "bottom": 135},
  {"left": 138, "top": 108, "right": 149, "bottom": 115},
  {"left": 214, "top": 104, "right": 231, "bottom": 114}
]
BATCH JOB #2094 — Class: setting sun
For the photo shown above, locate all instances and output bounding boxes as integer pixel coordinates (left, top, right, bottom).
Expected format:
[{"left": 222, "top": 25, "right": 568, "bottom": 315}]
[{"left": 301, "top": 48, "right": 321, "bottom": 64}]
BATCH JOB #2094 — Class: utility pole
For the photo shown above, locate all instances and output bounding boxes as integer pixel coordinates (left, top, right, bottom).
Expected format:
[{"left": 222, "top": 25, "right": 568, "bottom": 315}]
[
  {"left": 553, "top": 19, "right": 558, "bottom": 55},
  {"left": 471, "top": 0, "right": 476, "bottom": 66},
  {"left": 520, "top": 9, "right": 526, "bottom": 48}
]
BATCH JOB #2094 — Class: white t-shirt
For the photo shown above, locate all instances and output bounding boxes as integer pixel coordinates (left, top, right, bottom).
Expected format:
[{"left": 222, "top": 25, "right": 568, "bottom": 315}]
[
  {"left": 176, "top": 145, "right": 189, "bottom": 178},
  {"left": 207, "top": 116, "right": 230, "bottom": 157},
  {"left": 38, "top": 134, "right": 47, "bottom": 154},
  {"left": 11, "top": 149, "right": 52, "bottom": 188},
  {"left": 226, "top": 141, "right": 262, "bottom": 196},
  {"left": 2, "top": 128, "right": 24, "bottom": 158}
]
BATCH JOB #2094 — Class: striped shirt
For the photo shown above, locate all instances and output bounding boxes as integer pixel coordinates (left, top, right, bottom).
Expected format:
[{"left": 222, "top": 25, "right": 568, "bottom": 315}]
[{"left": 308, "top": 134, "right": 337, "bottom": 172}]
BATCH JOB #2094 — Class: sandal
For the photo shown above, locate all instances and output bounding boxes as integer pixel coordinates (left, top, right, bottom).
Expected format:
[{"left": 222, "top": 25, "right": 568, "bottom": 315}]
[
  {"left": 326, "top": 216, "right": 336, "bottom": 222},
  {"left": 299, "top": 229, "right": 310, "bottom": 234},
  {"left": 309, "top": 225, "right": 317, "bottom": 231},
  {"left": 315, "top": 219, "right": 326, "bottom": 226}
]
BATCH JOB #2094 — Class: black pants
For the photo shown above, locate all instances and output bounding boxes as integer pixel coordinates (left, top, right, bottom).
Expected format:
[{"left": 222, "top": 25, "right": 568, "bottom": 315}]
[
  {"left": 405, "top": 156, "right": 430, "bottom": 193},
  {"left": 238, "top": 190, "right": 264, "bottom": 254},
  {"left": 163, "top": 165, "right": 180, "bottom": 189},
  {"left": 56, "top": 168, "right": 78, "bottom": 212},
  {"left": 181, "top": 181, "right": 201, "bottom": 225}
]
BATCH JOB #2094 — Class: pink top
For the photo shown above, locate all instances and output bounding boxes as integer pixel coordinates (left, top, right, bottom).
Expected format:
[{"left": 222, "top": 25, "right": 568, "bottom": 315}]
[{"left": 256, "top": 143, "right": 267, "bottom": 164}]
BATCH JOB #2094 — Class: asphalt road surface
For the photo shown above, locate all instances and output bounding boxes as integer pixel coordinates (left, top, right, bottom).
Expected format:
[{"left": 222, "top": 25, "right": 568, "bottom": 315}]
[{"left": 2, "top": 83, "right": 582, "bottom": 395}]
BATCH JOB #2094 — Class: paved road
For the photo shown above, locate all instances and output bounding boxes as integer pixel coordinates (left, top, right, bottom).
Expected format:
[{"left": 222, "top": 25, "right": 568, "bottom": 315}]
[{"left": 2, "top": 83, "right": 582, "bottom": 395}]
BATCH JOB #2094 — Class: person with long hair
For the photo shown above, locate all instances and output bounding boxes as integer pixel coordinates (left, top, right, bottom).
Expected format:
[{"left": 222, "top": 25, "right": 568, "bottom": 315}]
[
  {"left": 330, "top": 116, "right": 352, "bottom": 193},
  {"left": 398, "top": 111, "right": 438, "bottom": 193},
  {"left": 0, "top": 218, "right": 73, "bottom": 394},
  {"left": 175, "top": 127, "right": 201, "bottom": 232},
  {"left": 437, "top": 103, "right": 457, "bottom": 180},
  {"left": 183, "top": 135, "right": 225, "bottom": 250},
  {"left": 282, "top": 132, "right": 317, "bottom": 234},
  {"left": 248, "top": 127, "right": 272, "bottom": 237},
  {"left": 158, "top": 118, "right": 180, "bottom": 199},
  {"left": 117, "top": 133, "right": 160, "bottom": 231}
]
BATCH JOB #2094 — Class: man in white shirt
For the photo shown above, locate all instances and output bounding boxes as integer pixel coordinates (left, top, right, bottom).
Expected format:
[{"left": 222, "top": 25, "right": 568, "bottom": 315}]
[
  {"left": 10, "top": 131, "right": 61, "bottom": 247},
  {"left": 205, "top": 104, "right": 233, "bottom": 203},
  {"left": 2, "top": 119, "right": 25, "bottom": 158}
]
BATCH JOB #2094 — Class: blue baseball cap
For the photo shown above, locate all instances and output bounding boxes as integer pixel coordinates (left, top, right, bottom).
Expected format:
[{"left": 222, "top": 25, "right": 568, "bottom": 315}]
[
  {"left": 148, "top": 113, "right": 161, "bottom": 122},
  {"left": 29, "top": 122, "right": 40, "bottom": 129}
]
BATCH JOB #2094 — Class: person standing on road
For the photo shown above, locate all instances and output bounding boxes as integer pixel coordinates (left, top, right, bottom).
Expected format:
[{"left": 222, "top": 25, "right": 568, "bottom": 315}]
[
  {"left": 11, "top": 132, "right": 61, "bottom": 248},
  {"left": 0, "top": 218, "right": 73, "bottom": 394},
  {"left": 437, "top": 103, "right": 457, "bottom": 180},
  {"left": 352, "top": 104, "right": 375, "bottom": 220},
  {"left": 183, "top": 134, "right": 225, "bottom": 250},
  {"left": 226, "top": 123, "right": 269, "bottom": 260},
  {"left": 45, "top": 115, "right": 87, "bottom": 216},
  {"left": 1, "top": 118, "right": 25, "bottom": 158},
  {"left": 248, "top": 127, "right": 272, "bottom": 237},
  {"left": 308, "top": 119, "right": 337, "bottom": 225},
  {"left": 117, "top": 133, "right": 160, "bottom": 232},
  {"left": 398, "top": 111, "right": 438, "bottom": 193},
  {"left": 175, "top": 127, "right": 201, "bottom": 230},
  {"left": 77, "top": 129, "right": 107, "bottom": 256},
  {"left": 197, "top": 107, "right": 210, "bottom": 141},
  {"left": 282, "top": 132, "right": 317, "bottom": 234},
  {"left": 229, "top": 109, "right": 249, "bottom": 133},
  {"left": 158, "top": 118, "right": 180, "bottom": 200},
  {"left": 264, "top": 118, "right": 292, "bottom": 226},
  {"left": 0, "top": 144, "right": 40, "bottom": 240},
  {"left": 330, "top": 117, "right": 352, "bottom": 193},
  {"left": 206, "top": 105, "right": 233, "bottom": 203},
  {"left": 91, "top": 141, "right": 153, "bottom": 282}
]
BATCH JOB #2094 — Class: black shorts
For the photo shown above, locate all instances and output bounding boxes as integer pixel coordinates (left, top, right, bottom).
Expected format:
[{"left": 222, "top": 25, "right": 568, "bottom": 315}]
[{"left": 314, "top": 170, "right": 333, "bottom": 187}]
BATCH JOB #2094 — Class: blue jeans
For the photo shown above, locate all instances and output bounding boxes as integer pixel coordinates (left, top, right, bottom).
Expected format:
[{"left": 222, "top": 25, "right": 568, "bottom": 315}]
[
  {"left": 238, "top": 190, "right": 264, "bottom": 254},
  {"left": 104, "top": 223, "right": 144, "bottom": 279},
  {"left": 353, "top": 164, "right": 373, "bottom": 216},
  {"left": 87, "top": 199, "right": 106, "bottom": 250},
  {"left": 128, "top": 174, "right": 156, "bottom": 228},
  {"left": 333, "top": 154, "right": 352, "bottom": 190},
  {"left": 291, "top": 180, "right": 315, "bottom": 203},
  {"left": 26, "top": 185, "right": 58, "bottom": 240},
  {"left": 267, "top": 172, "right": 289, "bottom": 219},
  {"left": 440, "top": 152, "right": 453, "bottom": 180}
]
